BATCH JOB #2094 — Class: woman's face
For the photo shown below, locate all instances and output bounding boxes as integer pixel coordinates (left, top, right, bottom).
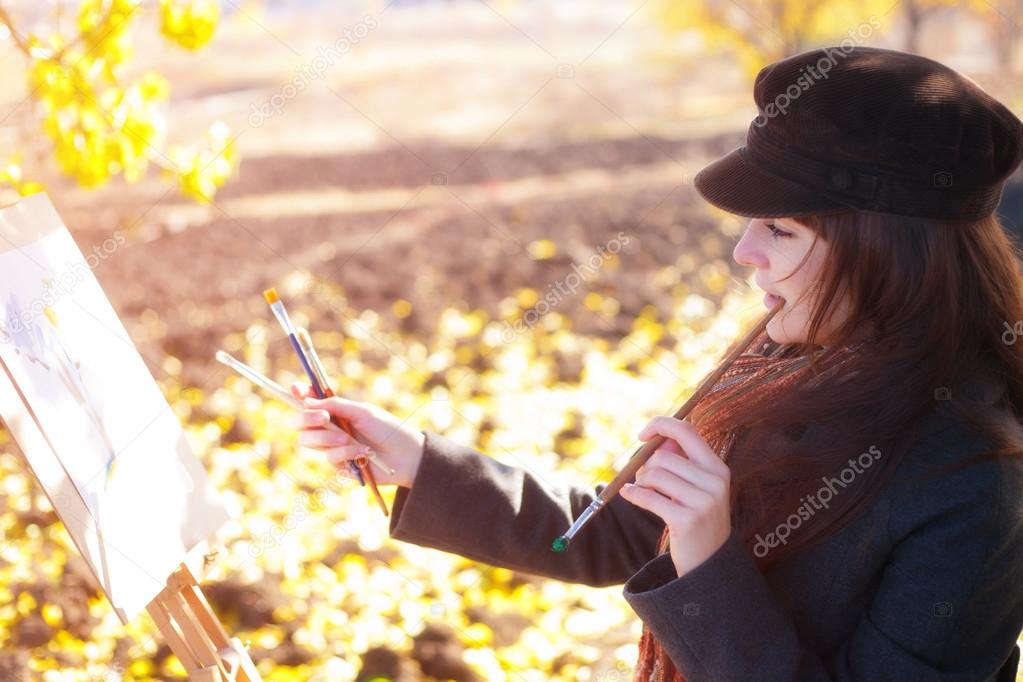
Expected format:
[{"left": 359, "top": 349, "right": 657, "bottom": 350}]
[{"left": 732, "top": 216, "right": 852, "bottom": 346}]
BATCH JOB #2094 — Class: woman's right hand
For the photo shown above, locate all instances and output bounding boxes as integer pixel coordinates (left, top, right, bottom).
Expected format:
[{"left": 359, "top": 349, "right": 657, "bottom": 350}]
[{"left": 291, "top": 382, "right": 426, "bottom": 489}]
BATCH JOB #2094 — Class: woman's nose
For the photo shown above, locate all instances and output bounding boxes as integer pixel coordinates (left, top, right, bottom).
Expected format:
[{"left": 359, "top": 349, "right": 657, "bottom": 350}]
[{"left": 732, "top": 223, "right": 767, "bottom": 268}]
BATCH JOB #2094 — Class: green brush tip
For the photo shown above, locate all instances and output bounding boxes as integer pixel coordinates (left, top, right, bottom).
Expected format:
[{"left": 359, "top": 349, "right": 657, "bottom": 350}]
[{"left": 551, "top": 536, "right": 569, "bottom": 552}]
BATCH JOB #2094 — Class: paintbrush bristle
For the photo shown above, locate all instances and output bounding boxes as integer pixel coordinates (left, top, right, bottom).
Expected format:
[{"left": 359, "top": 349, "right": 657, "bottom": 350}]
[
  {"left": 215, "top": 350, "right": 233, "bottom": 364},
  {"left": 263, "top": 288, "right": 280, "bottom": 305}
]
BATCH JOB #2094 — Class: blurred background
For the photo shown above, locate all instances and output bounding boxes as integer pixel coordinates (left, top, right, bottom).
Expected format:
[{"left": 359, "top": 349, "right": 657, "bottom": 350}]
[{"left": 0, "top": 0, "right": 1020, "bottom": 680}]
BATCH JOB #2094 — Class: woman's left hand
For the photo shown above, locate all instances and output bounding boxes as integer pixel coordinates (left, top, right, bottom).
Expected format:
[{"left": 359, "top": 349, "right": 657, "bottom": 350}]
[{"left": 619, "top": 416, "right": 732, "bottom": 578}]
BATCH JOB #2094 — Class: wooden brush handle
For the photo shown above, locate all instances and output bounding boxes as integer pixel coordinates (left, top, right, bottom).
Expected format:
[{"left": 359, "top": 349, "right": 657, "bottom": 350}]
[{"left": 596, "top": 299, "right": 783, "bottom": 503}]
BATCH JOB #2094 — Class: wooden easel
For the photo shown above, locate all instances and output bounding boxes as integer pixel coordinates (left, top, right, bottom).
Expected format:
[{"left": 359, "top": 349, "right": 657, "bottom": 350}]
[
  {"left": 0, "top": 366, "right": 260, "bottom": 681},
  {"left": 0, "top": 194, "right": 261, "bottom": 681},
  {"left": 146, "top": 561, "right": 262, "bottom": 681}
]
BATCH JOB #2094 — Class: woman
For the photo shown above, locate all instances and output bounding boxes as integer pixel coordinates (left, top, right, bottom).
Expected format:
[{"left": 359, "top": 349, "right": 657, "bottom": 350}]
[{"left": 294, "top": 45, "right": 1023, "bottom": 680}]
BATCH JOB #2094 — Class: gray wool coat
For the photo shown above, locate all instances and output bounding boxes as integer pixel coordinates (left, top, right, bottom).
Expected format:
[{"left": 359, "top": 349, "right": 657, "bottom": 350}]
[{"left": 387, "top": 367, "right": 1023, "bottom": 681}]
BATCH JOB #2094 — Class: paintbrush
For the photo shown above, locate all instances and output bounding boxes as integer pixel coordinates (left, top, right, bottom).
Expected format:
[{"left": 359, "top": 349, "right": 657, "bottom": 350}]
[
  {"left": 216, "top": 350, "right": 303, "bottom": 409},
  {"left": 263, "top": 287, "right": 366, "bottom": 488},
  {"left": 295, "top": 325, "right": 392, "bottom": 516},
  {"left": 215, "top": 350, "right": 395, "bottom": 478},
  {"left": 264, "top": 288, "right": 390, "bottom": 516},
  {"left": 296, "top": 327, "right": 330, "bottom": 394},
  {"left": 551, "top": 297, "right": 786, "bottom": 552}
]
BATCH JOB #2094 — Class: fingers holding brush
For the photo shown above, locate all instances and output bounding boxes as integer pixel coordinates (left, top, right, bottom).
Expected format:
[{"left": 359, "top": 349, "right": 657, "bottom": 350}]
[
  {"left": 291, "top": 382, "right": 425, "bottom": 489},
  {"left": 296, "top": 416, "right": 394, "bottom": 478},
  {"left": 324, "top": 444, "right": 374, "bottom": 470},
  {"left": 618, "top": 417, "right": 732, "bottom": 578},
  {"left": 551, "top": 301, "right": 784, "bottom": 551},
  {"left": 637, "top": 416, "right": 728, "bottom": 477},
  {"left": 635, "top": 449, "right": 728, "bottom": 501},
  {"left": 298, "top": 426, "right": 355, "bottom": 449}
]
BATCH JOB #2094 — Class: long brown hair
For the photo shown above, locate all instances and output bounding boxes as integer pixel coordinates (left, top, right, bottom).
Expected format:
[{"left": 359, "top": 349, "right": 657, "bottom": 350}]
[{"left": 715, "top": 209, "right": 1023, "bottom": 571}]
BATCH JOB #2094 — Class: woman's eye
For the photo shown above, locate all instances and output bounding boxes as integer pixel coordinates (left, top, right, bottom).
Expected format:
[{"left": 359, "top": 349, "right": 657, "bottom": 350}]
[{"left": 766, "top": 222, "right": 792, "bottom": 239}]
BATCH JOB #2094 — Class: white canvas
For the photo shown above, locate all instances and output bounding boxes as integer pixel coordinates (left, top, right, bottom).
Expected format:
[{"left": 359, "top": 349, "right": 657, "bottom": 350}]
[{"left": 0, "top": 193, "right": 229, "bottom": 622}]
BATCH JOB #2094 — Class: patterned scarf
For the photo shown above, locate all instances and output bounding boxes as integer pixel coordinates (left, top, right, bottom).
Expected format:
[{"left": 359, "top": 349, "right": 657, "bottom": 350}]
[{"left": 632, "top": 328, "right": 869, "bottom": 682}]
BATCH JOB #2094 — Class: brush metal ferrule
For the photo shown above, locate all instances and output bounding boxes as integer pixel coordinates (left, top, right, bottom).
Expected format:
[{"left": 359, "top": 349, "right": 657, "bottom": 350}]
[
  {"left": 562, "top": 498, "right": 605, "bottom": 543},
  {"left": 297, "top": 327, "right": 331, "bottom": 394},
  {"left": 268, "top": 300, "right": 298, "bottom": 336}
]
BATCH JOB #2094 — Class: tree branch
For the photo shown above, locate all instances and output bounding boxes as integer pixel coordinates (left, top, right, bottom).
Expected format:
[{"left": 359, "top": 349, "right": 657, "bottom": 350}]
[{"left": 0, "top": 4, "right": 35, "bottom": 57}]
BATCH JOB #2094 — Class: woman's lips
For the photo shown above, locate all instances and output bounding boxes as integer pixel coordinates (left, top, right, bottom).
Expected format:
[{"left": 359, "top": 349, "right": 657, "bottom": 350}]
[{"left": 764, "top": 293, "right": 783, "bottom": 308}]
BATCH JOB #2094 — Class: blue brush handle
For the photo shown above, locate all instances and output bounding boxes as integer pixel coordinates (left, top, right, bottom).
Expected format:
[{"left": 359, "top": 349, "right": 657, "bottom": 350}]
[{"left": 289, "top": 333, "right": 366, "bottom": 486}]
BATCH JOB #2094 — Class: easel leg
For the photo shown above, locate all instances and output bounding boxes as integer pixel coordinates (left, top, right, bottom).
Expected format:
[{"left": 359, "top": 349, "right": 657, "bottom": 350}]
[
  {"left": 147, "top": 564, "right": 262, "bottom": 681},
  {"left": 147, "top": 599, "right": 201, "bottom": 672},
  {"left": 174, "top": 564, "right": 232, "bottom": 648}
]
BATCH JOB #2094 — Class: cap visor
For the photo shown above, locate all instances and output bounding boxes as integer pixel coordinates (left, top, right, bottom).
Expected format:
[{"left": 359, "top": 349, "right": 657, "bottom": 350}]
[{"left": 694, "top": 146, "right": 844, "bottom": 218}]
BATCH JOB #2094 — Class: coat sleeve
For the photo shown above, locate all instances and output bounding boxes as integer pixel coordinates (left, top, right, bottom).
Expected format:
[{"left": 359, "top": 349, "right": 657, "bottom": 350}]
[
  {"left": 387, "top": 430, "right": 666, "bottom": 587},
  {"left": 621, "top": 447, "right": 1023, "bottom": 681}
]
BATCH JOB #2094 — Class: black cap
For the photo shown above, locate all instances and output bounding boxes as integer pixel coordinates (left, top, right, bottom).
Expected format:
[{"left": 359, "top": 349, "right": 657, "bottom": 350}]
[{"left": 694, "top": 45, "right": 1023, "bottom": 221}]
